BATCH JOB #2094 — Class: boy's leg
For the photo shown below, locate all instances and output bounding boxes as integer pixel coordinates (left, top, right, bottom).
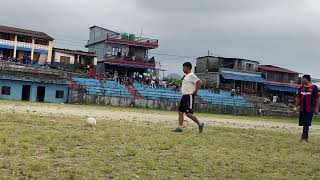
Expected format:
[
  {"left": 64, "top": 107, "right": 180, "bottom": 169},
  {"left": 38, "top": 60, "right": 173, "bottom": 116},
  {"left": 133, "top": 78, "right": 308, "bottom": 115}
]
[
  {"left": 186, "top": 113, "right": 200, "bottom": 125},
  {"left": 302, "top": 125, "right": 309, "bottom": 140},
  {"left": 179, "top": 112, "right": 184, "bottom": 127},
  {"left": 186, "top": 113, "right": 204, "bottom": 133}
]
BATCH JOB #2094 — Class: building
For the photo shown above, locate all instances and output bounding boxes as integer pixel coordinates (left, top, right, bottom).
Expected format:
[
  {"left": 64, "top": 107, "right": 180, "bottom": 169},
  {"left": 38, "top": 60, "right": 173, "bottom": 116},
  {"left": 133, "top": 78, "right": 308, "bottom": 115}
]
[
  {"left": 52, "top": 48, "right": 97, "bottom": 73},
  {"left": 312, "top": 78, "right": 320, "bottom": 87},
  {"left": 0, "top": 62, "right": 69, "bottom": 103},
  {"left": 195, "top": 56, "right": 266, "bottom": 95},
  {"left": 0, "top": 25, "right": 54, "bottom": 64},
  {"left": 85, "top": 26, "right": 159, "bottom": 75},
  {"left": 258, "top": 65, "right": 300, "bottom": 101}
]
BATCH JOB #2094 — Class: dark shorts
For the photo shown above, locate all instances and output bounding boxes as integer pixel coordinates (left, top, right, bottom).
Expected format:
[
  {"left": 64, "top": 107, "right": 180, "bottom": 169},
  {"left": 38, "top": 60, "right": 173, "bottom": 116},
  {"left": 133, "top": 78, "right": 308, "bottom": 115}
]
[
  {"left": 299, "top": 112, "right": 314, "bottom": 126},
  {"left": 179, "top": 94, "right": 195, "bottom": 114}
]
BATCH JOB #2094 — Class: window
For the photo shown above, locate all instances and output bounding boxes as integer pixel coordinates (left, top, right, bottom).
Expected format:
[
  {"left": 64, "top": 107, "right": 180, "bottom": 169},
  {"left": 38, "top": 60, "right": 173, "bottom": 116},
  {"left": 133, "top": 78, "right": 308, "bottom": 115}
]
[
  {"left": 112, "top": 47, "right": 122, "bottom": 56},
  {"left": 1, "top": 86, "right": 11, "bottom": 95},
  {"left": 60, "top": 56, "right": 71, "bottom": 64},
  {"left": 245, "top": 63, "right": 254, "bottom": 71},
  {"left": 55, "top": 91, "right": 64, "bottom": 99}
]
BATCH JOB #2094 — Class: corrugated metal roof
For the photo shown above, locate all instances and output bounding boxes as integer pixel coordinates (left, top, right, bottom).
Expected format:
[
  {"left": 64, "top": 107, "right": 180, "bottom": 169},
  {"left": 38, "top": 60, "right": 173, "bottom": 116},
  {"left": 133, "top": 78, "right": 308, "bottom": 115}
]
[
  {"left": 259, "top": 65, "right": 299, "bottom": 74},
  {"left": 0, "top": 25, "right": 53, "bottom": 40},
  {"left": 221, "top": 70, "right": 267, "bottom": 84},
  {"left": 53, "top": 48, "right": 96, "bottom": 57}
]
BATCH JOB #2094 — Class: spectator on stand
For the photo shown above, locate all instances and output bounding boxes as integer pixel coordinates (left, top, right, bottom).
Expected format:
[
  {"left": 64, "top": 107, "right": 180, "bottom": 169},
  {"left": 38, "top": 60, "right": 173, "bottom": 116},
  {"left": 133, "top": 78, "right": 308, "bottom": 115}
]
[
  {"left": 231, "top": 88, "right": 236, "bottom": 97},
  {"left": 236, "top": 87, "right": 241, "bottom": 96},
  {"left": 264, "top": 97, "right": 271, "bottom": 104},
  {"left": 98, "top": 73, "right": 105, "bottom": 81}
]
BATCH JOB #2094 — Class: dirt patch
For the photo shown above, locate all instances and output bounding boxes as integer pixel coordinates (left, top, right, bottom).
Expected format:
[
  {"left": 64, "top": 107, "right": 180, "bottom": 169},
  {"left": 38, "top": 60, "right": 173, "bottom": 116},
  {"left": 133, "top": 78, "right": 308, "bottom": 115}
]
[{"left": 1, "top": 103, "right": 319, "bottom": 133}]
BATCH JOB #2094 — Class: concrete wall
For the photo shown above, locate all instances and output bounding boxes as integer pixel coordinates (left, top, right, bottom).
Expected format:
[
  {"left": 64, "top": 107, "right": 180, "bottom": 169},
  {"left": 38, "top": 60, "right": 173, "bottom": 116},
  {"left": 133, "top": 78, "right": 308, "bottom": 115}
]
[
  {"left": 53, "top": 52, "right": 75, "bottom": 64},
  {"left": 69, "top": 93, "right": 257, "bottom": 115},
  {"left": 241, "top": 60, "right": 259, "bottom": 71},
  {"left": 0, "top": 79, "right": 69, "bottom": 103},
  {"left": 195, "top": 57, "right": 219, "bottom": 73},
  {"left": 88, "top": 42, "right": 108, "bottom": 63},
  {"left": 88, "top": 26, "right": 117, "bottom": 45},
  {"left": 195, "top": 72, "right": 220, "bottom": 87}
]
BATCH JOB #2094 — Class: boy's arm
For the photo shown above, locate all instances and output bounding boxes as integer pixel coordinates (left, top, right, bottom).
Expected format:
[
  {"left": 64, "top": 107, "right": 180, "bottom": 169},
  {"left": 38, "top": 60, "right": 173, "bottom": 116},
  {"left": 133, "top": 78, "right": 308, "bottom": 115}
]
[
  {"left": 315, "top": 87, "right": 319, "bottom": 113},
  {"left": 315, "top": 97, "right": 319, "bottom": 113},
  {"left": 193, "top": 80, "right": 202, "bottom": 96}
]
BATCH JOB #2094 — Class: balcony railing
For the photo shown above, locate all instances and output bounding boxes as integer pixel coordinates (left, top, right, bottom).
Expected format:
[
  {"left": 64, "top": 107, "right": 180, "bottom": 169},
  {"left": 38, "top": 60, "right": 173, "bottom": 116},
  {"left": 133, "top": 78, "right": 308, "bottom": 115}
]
[
  {"left": 17, "top": 42, "right": 32, "bottom": 49},
  {"left": 35, "top": 44, "right": 49, "bottom": 51},
  {"left": 0, "top": 38, "right": 49, "bottom": 52},
  {"left": 106, "top": 34, "right": 159, "bottom": 49},
  {"left": 105, "top": 56, "right": 156, "bottom": 68},
  {"left": 0, "top": 39, "right": 14, "bottom": 47}
]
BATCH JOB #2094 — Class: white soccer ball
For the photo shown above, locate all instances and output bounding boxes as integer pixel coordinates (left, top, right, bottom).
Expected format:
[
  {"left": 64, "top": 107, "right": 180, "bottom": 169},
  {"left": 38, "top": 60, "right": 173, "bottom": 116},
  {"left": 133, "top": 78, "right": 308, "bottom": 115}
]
[{"left": 86, "top": 117, "right": 96, "bottom": 127}]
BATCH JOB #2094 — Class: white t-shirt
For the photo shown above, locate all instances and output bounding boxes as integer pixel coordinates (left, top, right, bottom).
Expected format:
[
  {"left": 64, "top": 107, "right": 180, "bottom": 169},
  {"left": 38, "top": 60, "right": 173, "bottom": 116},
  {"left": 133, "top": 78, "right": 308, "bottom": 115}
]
[{"left": 181, "top": 73, "right": 200, "bottom": 95}]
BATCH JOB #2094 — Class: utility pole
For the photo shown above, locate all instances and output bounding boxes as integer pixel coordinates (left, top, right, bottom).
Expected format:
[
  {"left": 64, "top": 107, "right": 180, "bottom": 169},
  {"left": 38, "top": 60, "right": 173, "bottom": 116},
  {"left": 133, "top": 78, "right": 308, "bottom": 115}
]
[{"left": 204, "top": 50, "right": 210, "bottom": 89}]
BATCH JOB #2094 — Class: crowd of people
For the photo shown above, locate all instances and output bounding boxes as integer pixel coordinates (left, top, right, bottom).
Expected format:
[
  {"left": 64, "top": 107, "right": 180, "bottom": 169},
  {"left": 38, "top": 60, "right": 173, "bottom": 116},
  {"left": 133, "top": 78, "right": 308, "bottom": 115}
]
[{"left": 0, "top": 55, "right": 34, "bottom": 65}]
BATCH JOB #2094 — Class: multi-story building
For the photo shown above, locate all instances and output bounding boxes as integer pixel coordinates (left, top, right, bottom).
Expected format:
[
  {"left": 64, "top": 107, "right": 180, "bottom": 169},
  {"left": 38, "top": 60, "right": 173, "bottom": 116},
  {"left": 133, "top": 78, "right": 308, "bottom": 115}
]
[
  {"left": 195, "top": 56, "right": 266, "bottom": 95},
  {"left": 85, "top": 26, "right": 159, "bottom": 75},
  {"left": 0, "top": 25, "right": 54, "bottom": 64},
  {"left": 258, "top": 65, "right": 300, "bottom": 99},
  {"left": 52, "top": 48, "right": 97, "bottom": 73}
]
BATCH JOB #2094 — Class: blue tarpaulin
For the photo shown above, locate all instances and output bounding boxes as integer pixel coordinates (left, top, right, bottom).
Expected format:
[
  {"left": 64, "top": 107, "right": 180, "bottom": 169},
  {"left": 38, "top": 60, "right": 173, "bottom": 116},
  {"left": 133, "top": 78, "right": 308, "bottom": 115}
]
[
  {"left": 221, "top": 70, "right": 268, "bottom": 84},
  {"left": 268, "top": 85, "right": 299, "bottom": 93}
]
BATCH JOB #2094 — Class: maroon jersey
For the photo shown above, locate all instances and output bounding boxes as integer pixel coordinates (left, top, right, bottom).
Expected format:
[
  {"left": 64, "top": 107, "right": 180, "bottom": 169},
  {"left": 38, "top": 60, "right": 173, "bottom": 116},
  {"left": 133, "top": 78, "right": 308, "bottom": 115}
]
[{"left": 296, "top": 85, "right": 319, "bottom": 113}]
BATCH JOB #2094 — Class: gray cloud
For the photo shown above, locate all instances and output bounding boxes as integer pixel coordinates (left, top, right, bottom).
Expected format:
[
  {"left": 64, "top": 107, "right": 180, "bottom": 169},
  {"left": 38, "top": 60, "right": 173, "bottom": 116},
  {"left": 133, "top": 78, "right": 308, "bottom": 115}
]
[{"left": 0, "top": 0, "right": 319, "bottom": 77}]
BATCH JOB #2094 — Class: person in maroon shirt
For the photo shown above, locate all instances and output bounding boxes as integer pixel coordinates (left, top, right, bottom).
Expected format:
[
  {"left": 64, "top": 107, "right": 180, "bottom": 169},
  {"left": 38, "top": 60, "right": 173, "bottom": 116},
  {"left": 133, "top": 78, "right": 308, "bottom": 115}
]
[{"left": 295, "top": 75, "right": 319, "bottom": 142}]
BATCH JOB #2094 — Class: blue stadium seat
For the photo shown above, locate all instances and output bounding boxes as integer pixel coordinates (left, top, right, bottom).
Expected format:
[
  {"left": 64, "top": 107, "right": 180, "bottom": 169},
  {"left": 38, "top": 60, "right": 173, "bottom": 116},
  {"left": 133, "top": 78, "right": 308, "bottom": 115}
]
[{"left": 73, "top": 78, "right": 133, "bottom": 98}]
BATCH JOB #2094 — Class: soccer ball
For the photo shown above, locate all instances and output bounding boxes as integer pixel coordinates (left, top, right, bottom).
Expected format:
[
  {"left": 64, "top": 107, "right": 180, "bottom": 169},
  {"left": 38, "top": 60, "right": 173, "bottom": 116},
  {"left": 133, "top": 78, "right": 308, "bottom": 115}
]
[{"left": 86, "top": 117, "right": 96, "bottom": 127}]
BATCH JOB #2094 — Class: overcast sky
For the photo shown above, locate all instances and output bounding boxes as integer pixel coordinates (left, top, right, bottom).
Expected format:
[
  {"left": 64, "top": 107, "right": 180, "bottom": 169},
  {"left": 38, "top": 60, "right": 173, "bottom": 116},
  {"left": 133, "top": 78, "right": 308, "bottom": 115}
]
[{"left": 1, "top": 0, "right": 320, "bottom": 77}]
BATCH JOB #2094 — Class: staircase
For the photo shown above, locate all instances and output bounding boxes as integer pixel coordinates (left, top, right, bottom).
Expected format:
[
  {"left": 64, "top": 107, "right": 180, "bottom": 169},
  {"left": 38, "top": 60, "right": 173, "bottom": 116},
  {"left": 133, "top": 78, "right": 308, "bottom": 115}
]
[{"left": 126, "top": 85, "right": 144, "bottom": 99}]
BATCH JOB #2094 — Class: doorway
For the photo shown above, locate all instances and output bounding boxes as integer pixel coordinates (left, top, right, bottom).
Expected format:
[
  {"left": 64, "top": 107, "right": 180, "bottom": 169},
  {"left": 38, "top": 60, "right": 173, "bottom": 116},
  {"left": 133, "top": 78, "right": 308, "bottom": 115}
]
[
  {"left": 36, "top": 86, "right": 46, "bottom": 102},
  {"left": 22, "top": 85, "right": 31, "bottom": 101}
]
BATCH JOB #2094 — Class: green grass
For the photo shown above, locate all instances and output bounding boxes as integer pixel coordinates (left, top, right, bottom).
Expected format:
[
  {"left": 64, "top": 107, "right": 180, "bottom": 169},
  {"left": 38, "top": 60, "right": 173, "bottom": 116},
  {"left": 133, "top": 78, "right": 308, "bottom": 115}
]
[{"left": 0, "top": 111, "right": 320, "bottom": 179}]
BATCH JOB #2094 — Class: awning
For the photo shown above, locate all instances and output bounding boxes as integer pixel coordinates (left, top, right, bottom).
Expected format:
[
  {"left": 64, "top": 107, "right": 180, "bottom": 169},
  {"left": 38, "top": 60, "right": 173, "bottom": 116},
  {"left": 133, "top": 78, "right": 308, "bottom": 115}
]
[
  {"left": 221, "top": 70, "right": 267, "bottom": 84},
  {"left": 268, "top": 85, "right": 299, "bottom": 93}
]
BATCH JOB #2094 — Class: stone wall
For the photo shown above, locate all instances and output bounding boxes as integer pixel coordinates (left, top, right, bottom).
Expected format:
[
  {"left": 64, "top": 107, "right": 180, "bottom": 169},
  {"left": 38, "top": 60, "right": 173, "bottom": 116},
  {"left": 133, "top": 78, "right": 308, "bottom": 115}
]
[{"left": 70, "top": 93, "right": 257, "bottom": 115}]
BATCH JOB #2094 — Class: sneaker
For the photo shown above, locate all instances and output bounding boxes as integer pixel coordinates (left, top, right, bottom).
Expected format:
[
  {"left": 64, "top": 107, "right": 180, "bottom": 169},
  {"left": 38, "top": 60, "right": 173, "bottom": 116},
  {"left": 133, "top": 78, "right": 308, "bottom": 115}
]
[
  {"left": 199, "top": 123, "right": 204, "bottom": 133},
  {"left": 174, "top": 127, "right": 183, "bottom": 133},
  {"left": 300, "top": 138, "right": 309, "bottom": 143}
]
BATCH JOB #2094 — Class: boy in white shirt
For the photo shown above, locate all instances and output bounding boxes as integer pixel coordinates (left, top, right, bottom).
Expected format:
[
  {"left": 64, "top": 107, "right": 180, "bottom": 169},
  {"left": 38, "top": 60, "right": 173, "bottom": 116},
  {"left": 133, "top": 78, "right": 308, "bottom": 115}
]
[{"left": 174, "top": 62, "right": 204, "bottom": 133}]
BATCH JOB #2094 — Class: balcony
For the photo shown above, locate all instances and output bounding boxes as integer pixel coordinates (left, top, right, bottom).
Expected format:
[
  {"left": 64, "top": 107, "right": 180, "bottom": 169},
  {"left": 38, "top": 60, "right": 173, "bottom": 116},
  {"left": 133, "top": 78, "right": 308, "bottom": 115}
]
[
  {"left": 34, "top": 44, "right": 49, "bottom": 53},
  {"left": 0, "top": 39, "right": 14, "bottom": 49},
  {"left": 105, "top": 56, "right": 156, "bottom": 69},
  {"left": 0, "top": 39, "right": 49, "bottom": 53},
  {"left": 17, "top": 42, "right": 32, "bottom": 51},
  {"left": 106, "top": 34, "right": 159, "bottom": 49}
]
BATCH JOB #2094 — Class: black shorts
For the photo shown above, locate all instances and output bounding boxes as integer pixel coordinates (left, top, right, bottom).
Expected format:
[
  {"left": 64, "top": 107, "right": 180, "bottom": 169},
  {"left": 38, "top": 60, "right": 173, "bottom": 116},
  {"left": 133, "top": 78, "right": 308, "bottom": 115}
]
[
  {"left": 299, "top": 112, "right": 314, "bottom": 126},
  {"left": 179, "top": 94, "right": 195, "bottom": 114}
]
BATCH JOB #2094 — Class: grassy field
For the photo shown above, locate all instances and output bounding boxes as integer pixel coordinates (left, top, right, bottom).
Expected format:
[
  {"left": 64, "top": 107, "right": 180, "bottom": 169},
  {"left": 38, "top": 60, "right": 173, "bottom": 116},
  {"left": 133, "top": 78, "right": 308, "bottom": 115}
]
[{"left": 0, "top": 110, "right": 320, "bottom": 179}]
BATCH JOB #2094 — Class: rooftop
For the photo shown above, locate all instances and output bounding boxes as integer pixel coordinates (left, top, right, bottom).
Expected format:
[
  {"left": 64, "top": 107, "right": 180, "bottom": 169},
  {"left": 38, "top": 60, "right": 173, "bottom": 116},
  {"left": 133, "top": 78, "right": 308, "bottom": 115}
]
[
  {"left": 88, "top": 25, "right": 120, "bottom": 35},
  {"left": 0, "top": 25, "right": 54, "bottom": 41},
  {"left": 197, "top": 55, "right": 259, "bottom": 63},
  {"left": 53, "top": 48, "right": 97, "bottom": 57},
  {"left": 267, "top": 81, "right": 300, "bottom": 87},
  {"left": 87, "top": 25, "right": 159, "bottom": 49},
  {"left": 259, "top": 65, "right": 299, "bottom": 74}
]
